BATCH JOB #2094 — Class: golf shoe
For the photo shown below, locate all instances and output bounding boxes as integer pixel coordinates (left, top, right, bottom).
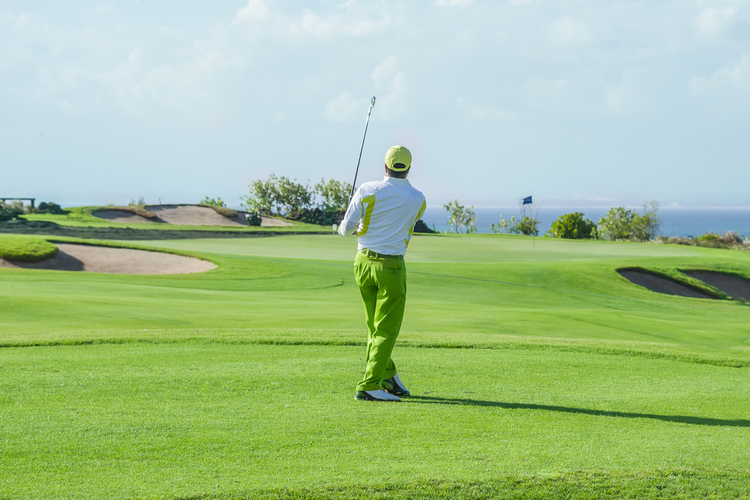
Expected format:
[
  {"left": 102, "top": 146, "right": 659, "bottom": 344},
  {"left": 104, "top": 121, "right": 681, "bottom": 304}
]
[
  {"left": 354, "top": 389, "right": 401, "bottom": 402},
  {"left": 381, "top": 374, "right": 410, "bottom": 397}
]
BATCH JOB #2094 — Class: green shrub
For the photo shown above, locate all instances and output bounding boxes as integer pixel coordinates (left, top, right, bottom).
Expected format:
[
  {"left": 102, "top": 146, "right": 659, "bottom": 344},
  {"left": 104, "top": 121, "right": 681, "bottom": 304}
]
[
  {"left": 547, "top": 212, "right": 597, "bottom": 239},
  {"left": 199, "top": 197, "right": 227, "bottom": 207},
  {"left": 287, "top": 208, "right": 345, "bottom": 226},
  {"left": 0, "top": 236, "right": 58, "bottom": 262},
  {"left": 37, "top": 202, "right": 68, "bottom": 215},
  {"left": 697, "top": 233, "right": 721, "bottom": 242},
  {"left": 514, "top": 215, "right": 540, "bottom": 236},
  {"left": 598, "top": 202, "right": 661, "bottom": 241},
  {"left": 658, "top": 231, "right": 747, "bottom": 251},
  {"left": 413, "top": 219, "right": 436, "bottom": 233}
]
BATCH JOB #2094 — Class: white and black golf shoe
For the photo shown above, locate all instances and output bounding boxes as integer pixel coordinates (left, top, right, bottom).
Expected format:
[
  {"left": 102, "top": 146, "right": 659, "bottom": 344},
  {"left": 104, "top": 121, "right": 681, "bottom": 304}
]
[
  {"left": 354, "top": 389, "right": 401, "bottom": 402},
  {"left": 381, "top": 374, "right": 410, "bottom": 397}
]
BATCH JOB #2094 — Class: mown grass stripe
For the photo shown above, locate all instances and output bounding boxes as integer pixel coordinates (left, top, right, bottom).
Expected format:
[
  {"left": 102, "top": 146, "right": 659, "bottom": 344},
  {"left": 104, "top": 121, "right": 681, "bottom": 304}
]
[
  {"left": 173, "top": 470, "right": 750, "bottom": 500},
  {"left": 2, "top": 336, "right": 746, "bottom": 368}
]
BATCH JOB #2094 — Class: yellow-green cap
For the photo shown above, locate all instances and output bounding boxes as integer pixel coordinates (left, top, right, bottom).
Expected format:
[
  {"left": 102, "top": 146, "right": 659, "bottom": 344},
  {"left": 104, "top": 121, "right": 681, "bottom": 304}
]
[{"left": 384, "top": 145, "right": 412, "bottom": 171}]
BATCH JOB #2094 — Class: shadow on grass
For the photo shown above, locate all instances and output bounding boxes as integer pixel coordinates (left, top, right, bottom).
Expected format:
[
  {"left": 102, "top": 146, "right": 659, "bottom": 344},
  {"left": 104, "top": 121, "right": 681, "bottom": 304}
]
[{"left": 407, "top": 395, "right": 750, "bottom": 427}]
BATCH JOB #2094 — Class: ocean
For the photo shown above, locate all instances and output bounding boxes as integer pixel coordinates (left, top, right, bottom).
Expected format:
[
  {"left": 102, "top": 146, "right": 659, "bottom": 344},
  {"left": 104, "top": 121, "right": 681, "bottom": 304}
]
[{"left": 420, "top": 206, "right": 750, "bottom": 238}]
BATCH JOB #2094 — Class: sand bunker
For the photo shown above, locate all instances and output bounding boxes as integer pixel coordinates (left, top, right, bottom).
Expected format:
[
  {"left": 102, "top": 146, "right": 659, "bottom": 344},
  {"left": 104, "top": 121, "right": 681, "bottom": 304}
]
[
  {"left": 0, "top": 243, "right": 216, "bottom": 275},
  {"left": 92, "top": 205, "right": 292, "bottom": 227},
  {"left": 618, "top": 270, "right": 714, "bottom": 299},
  {"left": 92, "top": 209, "right": 160, "bottom": 224},
  {"left": 684, "top": 271, "right": 750, "bottom": 301}
]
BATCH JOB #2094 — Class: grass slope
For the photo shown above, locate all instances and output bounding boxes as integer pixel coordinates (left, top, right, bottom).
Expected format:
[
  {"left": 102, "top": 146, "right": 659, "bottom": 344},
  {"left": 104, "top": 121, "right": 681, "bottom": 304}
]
[
  {"left": 2, "top": 234, "right": 750, "bottom": 499},
  {"left": 0, "top": 234, "right": 58, "bottom": 262},
  {"left": 2, "top": 234, "right": 748, "bottom": 358}
]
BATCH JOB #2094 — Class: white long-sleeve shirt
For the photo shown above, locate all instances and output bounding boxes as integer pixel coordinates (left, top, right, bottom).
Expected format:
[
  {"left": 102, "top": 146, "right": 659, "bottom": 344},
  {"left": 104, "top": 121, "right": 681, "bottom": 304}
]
[{"left": 338, "top": 176, "right": 426, "bottom": 256}]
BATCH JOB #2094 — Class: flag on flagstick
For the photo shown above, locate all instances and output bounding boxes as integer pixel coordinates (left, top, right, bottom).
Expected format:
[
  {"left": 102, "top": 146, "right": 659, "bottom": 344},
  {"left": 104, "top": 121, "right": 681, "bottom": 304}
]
[{"left": 523, "top": 196, "right": 532, "bottom": 205}]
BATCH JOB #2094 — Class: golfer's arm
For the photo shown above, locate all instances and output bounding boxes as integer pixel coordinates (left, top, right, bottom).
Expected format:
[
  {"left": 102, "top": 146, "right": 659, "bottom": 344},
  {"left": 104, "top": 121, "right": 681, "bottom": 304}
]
[{"left": 338, "top": 196, "right": 363, "bottom": 237}]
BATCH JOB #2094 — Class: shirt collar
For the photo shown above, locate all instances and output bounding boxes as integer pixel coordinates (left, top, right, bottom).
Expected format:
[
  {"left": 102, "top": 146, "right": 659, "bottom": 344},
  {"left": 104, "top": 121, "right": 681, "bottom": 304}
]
[{"left": 383, "top": 176, "right": 411, "bottom": 186}]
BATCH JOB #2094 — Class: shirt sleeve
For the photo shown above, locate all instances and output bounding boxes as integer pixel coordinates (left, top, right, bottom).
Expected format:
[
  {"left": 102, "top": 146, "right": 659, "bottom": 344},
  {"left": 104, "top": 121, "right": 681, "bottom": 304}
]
[{"left": 338, "top": 190, "right": 363, "bottom": 237}]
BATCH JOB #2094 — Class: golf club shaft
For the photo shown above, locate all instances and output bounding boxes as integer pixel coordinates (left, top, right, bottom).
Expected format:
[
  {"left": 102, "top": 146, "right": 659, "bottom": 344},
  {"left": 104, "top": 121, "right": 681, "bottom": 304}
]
[{"left": 349, "top": 99, "right": 375, "bottom": 203}]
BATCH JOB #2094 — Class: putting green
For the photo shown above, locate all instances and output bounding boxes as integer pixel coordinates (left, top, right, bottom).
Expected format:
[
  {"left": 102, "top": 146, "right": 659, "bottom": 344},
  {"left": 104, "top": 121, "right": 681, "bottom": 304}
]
[{"left": 134, "top": 233, "right": 706, "bottom": 263}]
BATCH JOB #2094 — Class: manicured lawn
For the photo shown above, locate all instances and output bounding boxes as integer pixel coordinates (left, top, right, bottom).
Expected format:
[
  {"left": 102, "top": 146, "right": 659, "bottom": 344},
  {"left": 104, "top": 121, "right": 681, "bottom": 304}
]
[
  {"left": 1, "top": 234, "right": 749, "bottom": 498},
  {"left": 1, "top": 343, "right": 748, "bottom": 499}
]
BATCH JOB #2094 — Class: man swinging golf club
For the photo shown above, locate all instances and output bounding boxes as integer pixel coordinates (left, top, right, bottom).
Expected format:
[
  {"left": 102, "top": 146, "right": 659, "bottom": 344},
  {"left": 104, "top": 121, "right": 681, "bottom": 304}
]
[{"left": 338, "top": 145, "right": 426, "bottom": 402}]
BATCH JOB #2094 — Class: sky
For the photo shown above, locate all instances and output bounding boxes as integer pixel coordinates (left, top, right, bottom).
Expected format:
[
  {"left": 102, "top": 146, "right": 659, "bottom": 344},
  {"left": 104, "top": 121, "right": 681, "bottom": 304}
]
[{"left": 2, "top": 0, "right": 749, "bottom": 209}]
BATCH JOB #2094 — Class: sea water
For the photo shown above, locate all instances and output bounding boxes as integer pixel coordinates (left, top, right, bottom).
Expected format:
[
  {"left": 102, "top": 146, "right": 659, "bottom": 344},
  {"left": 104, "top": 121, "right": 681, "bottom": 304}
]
[{"left": 420, "top": 206, "right": 750, "bottom": 238}]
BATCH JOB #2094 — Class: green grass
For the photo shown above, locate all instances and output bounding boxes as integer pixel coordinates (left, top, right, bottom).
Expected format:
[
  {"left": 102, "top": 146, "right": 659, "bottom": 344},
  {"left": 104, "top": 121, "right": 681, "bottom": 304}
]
[
  {"left": 20, "top": 206, "right": 327, "bottom": 233},
  {"left": 1, "top": 343, "right": 748, "bottom": 499},
  {"left": 2, "top": 234, "right": 750, "bottom": 499},
  {"left": 0, "top": 234, "right": 58, "bottom": 262}
]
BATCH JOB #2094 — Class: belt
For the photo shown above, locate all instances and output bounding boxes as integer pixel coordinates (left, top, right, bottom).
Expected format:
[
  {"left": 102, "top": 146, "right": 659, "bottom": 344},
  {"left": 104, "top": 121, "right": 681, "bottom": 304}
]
[{"left": 359, "top": 249, "right": 404, "bottom": 260}]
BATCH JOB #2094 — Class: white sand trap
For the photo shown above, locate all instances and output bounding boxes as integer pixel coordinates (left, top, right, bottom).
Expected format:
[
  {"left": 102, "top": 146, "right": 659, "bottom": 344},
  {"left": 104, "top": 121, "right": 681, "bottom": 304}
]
[
  {"left": 92, "top": 209, "right": 159, "bottom": 224},
  {"left": 146, "top": 205, "right": 246, "bottom": 226},
  {"left": 258, "top": 215, "right": 294, "bottom": 227},
  {"left": 618, "top": 270, "right": 714, "bottom": 299},
  {"left": 92, "top": 204, "right": 294, "bottom": 227},
  {"left": 0, "top": 243, "right": 216, "bottom": 274}
]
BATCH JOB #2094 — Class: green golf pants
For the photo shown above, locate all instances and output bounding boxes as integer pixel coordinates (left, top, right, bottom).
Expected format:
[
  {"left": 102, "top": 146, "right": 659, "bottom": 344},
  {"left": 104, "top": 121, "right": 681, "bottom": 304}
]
[{"left": 354, "top": 250, "right": 407, "bottom": 392}]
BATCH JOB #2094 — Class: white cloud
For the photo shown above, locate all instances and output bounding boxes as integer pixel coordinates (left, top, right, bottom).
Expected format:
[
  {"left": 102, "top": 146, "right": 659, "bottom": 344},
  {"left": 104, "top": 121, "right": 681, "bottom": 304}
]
[
  {"left": 524, "top": 78, "right": 568, "bottom": 98},
  {"left": 324, "top": 92, "right": 364, "bottom": 123},
  {"left": 234, "top": 0, "right": 270, "bottom": 23},
  {"left": 696, "top": 7, "right": 737, "bottom": 37},
  {"left": 456, "top": 98, "right": 519, "bottom": 120},
  {"left": 287, "top": 9, "right": 389, "bottom": 38},
  {"left": 548, "top": 16, "right": 590, "bottom": 46},
  {"left": 371, "top": 55, "right": 407, "bottom": 120},
  {"left": 435, "top": 0, "right": 473, "bottom": 6},
  {"left": 603, "top": 69, "right": 644, "bottom": 114},
  {"left": 690, "top": 55, "right": 750, "bottom": 94}
]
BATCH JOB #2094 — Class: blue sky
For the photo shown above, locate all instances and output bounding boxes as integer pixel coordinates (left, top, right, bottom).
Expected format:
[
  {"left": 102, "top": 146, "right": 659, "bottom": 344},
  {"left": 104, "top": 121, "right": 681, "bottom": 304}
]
[{"left": 2, "top": 0, "right": 749, "bottom": 208}]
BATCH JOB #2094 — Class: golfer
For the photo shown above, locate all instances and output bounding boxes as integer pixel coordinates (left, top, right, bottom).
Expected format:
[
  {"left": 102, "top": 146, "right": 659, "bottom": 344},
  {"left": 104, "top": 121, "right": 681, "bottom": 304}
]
[{"left": 338, "top": 145, "right": 426, "bottom": 402}]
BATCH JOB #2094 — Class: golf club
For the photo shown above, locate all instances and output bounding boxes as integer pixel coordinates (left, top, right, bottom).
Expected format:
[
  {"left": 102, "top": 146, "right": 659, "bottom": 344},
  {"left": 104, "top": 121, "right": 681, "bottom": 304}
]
[{"left": 348, "top": 96, "right": 376, "bottom": 203}]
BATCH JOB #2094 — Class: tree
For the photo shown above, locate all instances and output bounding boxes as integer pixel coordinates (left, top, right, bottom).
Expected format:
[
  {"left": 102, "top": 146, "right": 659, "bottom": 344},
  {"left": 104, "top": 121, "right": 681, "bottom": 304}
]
[
  {"left": 314, "top": 178, "right": 352, "bottom": 211},
  {"left": 444, "top": 199, "right": 477, "bottom": 234},
  {"left": 597, "top": 207, "right": 635, "bottom": 241},
  {"left": 598, "top": 202, "right": 661, "bottom": 242},
  {"left": 275, "top": 176, "right": 313, "bottom": 214},
  {"left": 242, "top": 175, "right": 279, "bottom": 215},
  {"left": 490, "top": 215, "right": 515, "bottom": 234},
  {"left": 631, "top": 201, "right": 661, "bottom": 241},
  {"left": 547, "top": 212, "right": 597, "bottom": 239}
]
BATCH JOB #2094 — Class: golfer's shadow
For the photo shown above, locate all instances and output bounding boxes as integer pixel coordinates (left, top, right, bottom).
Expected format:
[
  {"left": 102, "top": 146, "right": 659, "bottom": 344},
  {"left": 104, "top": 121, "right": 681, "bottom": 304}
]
[{"left": 407, "top": 395, "right": 750, "bottom": 428}]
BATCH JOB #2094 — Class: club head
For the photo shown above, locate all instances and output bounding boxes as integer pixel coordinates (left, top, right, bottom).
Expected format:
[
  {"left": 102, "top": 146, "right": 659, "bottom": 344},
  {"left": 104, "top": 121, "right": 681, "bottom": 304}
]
[{"left": 370, "top": 96, "right": 376, "bottom": 107}]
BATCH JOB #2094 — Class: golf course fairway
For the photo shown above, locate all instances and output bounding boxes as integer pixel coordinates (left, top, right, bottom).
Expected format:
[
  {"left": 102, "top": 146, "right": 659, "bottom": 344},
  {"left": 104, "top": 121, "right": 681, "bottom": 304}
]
[{"left": 1, "top": 234, "right": 749, "bottom": 499}]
